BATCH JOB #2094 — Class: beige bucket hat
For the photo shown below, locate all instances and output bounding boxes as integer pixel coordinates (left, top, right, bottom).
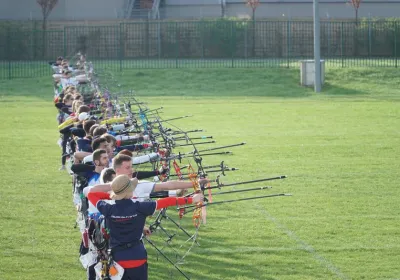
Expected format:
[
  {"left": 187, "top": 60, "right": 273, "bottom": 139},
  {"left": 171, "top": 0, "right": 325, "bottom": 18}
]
[{"left": 110, "top": 175, "right": 138, "bottom": 200}]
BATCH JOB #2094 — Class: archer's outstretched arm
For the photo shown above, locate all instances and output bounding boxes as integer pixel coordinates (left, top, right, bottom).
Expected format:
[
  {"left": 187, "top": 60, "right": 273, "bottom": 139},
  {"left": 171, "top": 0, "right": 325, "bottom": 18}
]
[
  {"left": 153, "top": 178, "right": 209, "bottom": 192},
  {"left": 87, "top": 192, "right": 203, "bottom": 211},
  {"left": 87, "top": 183, "right": 112, "bottom": 193}
]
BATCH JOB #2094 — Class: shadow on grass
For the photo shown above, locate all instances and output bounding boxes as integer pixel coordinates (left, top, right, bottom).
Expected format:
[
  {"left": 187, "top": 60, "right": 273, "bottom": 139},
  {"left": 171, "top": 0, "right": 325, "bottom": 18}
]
[
  {"left": 1, "top": 67, "right": 390, "bottom": 101},
  {"left": 143, "top": 212, "right": 301, "bottom": 280},
  {"left": 0, "top": 77, "right": 54, "bottom": 101},
  {"left": 319, "top": 82, "right": 369, "bottom": 96},
  {"left": 1, "top": 68, "right": 313, "bottom": 101},
  {"left": 322, "top": 67, "right": 400, "bottom": 97},
  {"left": 147, "top": 240, "right": 282, "bottom": 280},
  {"left": 109, "top": 68, "right": 315, "bottom": 98}
]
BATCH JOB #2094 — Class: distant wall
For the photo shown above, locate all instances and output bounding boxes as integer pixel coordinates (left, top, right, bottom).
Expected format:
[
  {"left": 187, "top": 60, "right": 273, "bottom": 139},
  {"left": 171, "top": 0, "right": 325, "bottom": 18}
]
[
  {"left": 226, "top": 2, "right": 400, "bottom": 19},
  {"left": 162, "top": 0, "right": 400, "bottom": 19},
  {"left": 0, "top": 0, "right": 125, "bottom": 20},
  {"left": 1, "top": 0, "right": 400, "bottom": 20}
]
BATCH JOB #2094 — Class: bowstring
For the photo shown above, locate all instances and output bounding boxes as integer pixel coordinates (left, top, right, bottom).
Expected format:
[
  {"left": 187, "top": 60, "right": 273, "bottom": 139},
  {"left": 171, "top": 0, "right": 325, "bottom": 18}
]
[
  {"left": 154, "top": 115, "right": 205, "bottom": 261},
  {"left": 84, "top": 60, "right": 201, "bottom": 266}
]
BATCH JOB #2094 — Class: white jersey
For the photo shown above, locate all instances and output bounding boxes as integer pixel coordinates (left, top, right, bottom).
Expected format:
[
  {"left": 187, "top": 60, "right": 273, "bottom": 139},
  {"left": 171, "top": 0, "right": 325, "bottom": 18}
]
[
  {"left": 132, "top": 181, "right": 156, "bottom": 202},
  {"left": 83, "top": 173, "right": 107, "bottom": 214},
  {"left": 61, "top": 77, "right": 78, "bottom": 88},
  {"left": 83, "top": 154, "right": 93, "bottom": 164},
  {"left": 132, "top": 153, "right": 160, "bottom": 165},
  {"left": 83, "top": 180, "right": 155, "bottom": 215}
]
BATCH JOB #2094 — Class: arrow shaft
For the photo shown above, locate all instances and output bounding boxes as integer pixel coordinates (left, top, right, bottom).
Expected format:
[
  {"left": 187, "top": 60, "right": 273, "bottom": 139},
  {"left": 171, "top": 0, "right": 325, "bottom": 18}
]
[
  {"left": 168, "top": 129, "right": 203, "bottom": 135},
  {"left": 174, "top": 141, "right": 215, "bottom": 147},
  {"left": 170, "top": 168, "right": 237, "bottom": 177},
  {"left": 183, "top": 176, "right": 286, "bottom": 197},
  {"left": 209, "top": 175, "right": 286, "bottom": 189},
  {"left": 192, "top": 142, "right": 246, "bottom": 154},
  {"left": 181, "top": 193, "right": 292, "bottom": 212},
  {"left": 211, "top": 186, "right": 272, "bottom": 196},
  {"left": 157, "top": 115, "right": 192, "bottom": 123},
  {"left": 173, "top": 136, "right": 213, "bottom": 141}
]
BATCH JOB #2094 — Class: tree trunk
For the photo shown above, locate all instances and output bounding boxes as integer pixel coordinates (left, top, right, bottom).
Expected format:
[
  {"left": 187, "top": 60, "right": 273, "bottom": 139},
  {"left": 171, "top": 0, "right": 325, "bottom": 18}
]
[
  {"left": 42, "top": 17, "right": 46, "bottom": 31},
  {"left": 355, "top": 9, "right": 358, "bottom": 26}
]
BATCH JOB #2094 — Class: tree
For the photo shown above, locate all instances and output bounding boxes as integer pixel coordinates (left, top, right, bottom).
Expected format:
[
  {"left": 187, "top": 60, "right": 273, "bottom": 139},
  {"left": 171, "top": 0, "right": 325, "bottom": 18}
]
[
  {"left": 246, "top": 0, "right": 260, "bottom": 57},
  {"left": 36, "top": 0, "right": 59, "bottom": 31},
  {"left": 349, "top": 0, "right": 362, "bottom": 26},
  {"left": 220, "top": 0, "right": 226, "bottom": 18},
  {"left": 246, "top": 0, "right": 260, "bottom": 21},
  {"left": 348, "top": 0, "right": 362, "bottom": 56},
  {"left": 36, "top": 0, "right": 58, "bottom": 59}
]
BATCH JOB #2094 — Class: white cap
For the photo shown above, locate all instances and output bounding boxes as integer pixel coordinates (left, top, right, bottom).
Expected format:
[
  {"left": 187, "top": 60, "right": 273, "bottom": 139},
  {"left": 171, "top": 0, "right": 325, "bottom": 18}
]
[{"left": 78, "top": 112, "right": 89, "bottom": 121}]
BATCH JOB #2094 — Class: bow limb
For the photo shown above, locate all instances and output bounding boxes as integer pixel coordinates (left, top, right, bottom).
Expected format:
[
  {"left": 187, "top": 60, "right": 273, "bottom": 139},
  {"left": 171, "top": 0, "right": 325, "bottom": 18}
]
[
  {"left": 173, "top": 160, "right": 188, "bottom": 220},
  {"left": 187, "top": 163, "right": 203, "bottom": 228},
  {"left": 157, "top": 148, "right": 170, "bottom": 182},
  {"left": 173, "top": 160, "right": 184, "bottom": 181}
]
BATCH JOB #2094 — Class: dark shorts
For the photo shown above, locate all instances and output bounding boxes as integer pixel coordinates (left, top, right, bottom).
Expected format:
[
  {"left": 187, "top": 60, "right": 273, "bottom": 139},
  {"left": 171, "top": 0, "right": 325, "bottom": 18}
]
[
  {"left": 122, "top": 263, "right": 148, "bottom": 280},
  {"left": 87, "top": 261, "right": 148, "bottom": 280}
]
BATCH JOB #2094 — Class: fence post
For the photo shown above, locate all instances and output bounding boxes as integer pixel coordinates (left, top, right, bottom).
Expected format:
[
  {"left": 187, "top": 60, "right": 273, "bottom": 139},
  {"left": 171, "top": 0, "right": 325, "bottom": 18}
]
[
  {"left": 231, "top": 21, "right": 234, "bottom": 68},
  {"left": 327, "top": 20, "right": 331, "bottom": 58},
  {"left": 201, "top": 21, "right": 205, "bottom": 59},
  {"left": 157, "top": 20, "right": 161, "bottom": 59},
  {"left": 175, "top": 22, "right": 179, "bottom": 68},
  {"left": 32, "top": 21, "right": 35, "bottom": 60},
  {"left": 286, "top": 20, "right": 290, "bottom": 68},
  {"left": 146, "top": 17, "right": 150, "bottom": 58},
  {"left": 244, "top": 23, "right": 248, "bottom": 59},
  {"left": 395, "top": 21, "right": 398, "bottom": 68},
  {"left": 341, "top": 22, "right": 344, "bottom": 68},
  {"left": 252, "top": 17, "right": 256, "bottom": 58},
  {"left": 7, "top": 27, "right": 11, "bottom": 80},
  {"left": 368, "top": 17, "right": 372, "bottom": 57},
  {"left": 119, "top": 23, "right": 123, "bottom": 71},
  {"left": 63, "top": 26, "right": 67, "bottom": 58}
]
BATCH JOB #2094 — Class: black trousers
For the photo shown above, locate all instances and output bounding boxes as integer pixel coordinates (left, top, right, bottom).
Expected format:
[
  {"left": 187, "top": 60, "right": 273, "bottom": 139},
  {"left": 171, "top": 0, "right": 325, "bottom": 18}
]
[
  {"left": 87, "top": 262, "right": 97, "bottom": 280},
  {"left": 61, "top": 133, "right": 75, "bottom": 165}
]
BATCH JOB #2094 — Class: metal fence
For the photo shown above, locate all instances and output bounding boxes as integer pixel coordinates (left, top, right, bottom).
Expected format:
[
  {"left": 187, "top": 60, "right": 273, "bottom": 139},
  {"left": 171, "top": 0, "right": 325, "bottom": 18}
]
[{"left": 0, "top": 19, "right": 399, "bottom": 79}]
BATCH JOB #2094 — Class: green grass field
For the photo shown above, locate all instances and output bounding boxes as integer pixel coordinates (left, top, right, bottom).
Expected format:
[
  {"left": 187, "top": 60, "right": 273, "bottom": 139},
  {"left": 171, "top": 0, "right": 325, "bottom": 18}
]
[{"left": 0, "top": 67, "right": 399, "bottom": 280}]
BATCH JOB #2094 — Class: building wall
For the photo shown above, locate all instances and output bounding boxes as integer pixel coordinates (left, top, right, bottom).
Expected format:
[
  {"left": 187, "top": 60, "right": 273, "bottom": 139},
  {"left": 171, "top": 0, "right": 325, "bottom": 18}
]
[
  {"left": 0, "top": 0, "right": 66, "bottom": 20},
  {"left": 226, "top": 2, "right": 400, "bottom": 19},
  {"left": 0, "top": 0, "right": 399, "bottom": 20},
  {"left": 163, "top": 0, "right": 400, "bottom": 19},
  {"left": 162, "top": 5, "right": 222, "bottom": 19},
  {"left": 64, "top": 0, "right": 125, "bottom": 19},
  {"left": 166, "top": 0, "right": 222, "bottom": 5},
  {"left": 0, "top": 0, "right": 125, "bottom": 20},
  {"left": 161, "top": 2, "right": 400, "bottom": 19}
]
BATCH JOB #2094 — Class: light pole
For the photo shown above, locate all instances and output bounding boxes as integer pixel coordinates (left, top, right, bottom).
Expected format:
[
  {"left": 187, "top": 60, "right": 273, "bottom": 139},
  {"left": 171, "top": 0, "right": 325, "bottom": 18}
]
[{"left": 313, "top": 0, "right": 321, "bottom": 92}]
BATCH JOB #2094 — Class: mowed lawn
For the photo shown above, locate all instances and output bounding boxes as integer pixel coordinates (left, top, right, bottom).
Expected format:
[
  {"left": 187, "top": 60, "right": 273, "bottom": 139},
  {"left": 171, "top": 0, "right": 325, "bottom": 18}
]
[{"left": 0, "top": 67, "right": 399, "bottom": 280}]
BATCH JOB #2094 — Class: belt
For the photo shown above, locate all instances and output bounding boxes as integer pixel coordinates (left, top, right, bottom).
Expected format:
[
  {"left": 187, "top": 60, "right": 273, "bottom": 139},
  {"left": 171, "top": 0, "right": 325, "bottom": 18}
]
[{"left": 111, "top": 239, "right": 143, "bottom": 254}]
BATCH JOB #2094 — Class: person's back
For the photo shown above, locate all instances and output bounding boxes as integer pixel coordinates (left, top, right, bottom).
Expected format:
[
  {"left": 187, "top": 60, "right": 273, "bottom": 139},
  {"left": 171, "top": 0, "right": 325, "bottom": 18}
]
[
  {"left": 87, "top": 174, "right": 203, "bottom": 280},
  {"left": 97, "top": 198, "right": 154, "bottom": 264}
]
